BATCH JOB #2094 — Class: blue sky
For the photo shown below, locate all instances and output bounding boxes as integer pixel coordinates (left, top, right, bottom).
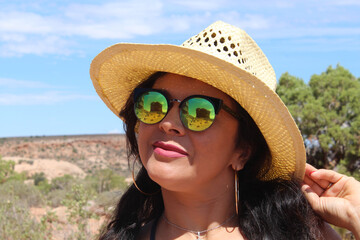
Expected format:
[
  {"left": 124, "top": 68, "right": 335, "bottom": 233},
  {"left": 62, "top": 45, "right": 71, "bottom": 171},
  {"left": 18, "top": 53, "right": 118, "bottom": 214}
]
[{"left": 0, "top": 0, "right": 359, "bottom": 137}]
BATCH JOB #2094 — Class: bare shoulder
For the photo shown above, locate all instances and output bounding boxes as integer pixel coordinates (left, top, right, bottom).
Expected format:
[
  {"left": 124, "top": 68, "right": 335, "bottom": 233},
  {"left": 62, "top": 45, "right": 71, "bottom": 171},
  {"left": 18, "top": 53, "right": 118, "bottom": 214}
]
[{"left": 136, "top": 220, "right": 155, "bottom": 240}]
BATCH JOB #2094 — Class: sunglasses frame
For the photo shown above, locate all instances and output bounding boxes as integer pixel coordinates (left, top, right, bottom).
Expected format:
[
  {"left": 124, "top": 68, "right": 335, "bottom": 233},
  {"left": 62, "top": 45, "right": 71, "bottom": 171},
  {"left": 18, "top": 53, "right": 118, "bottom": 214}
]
[{"left": 133, "top": 88, "right": 242, "bottom": 131}]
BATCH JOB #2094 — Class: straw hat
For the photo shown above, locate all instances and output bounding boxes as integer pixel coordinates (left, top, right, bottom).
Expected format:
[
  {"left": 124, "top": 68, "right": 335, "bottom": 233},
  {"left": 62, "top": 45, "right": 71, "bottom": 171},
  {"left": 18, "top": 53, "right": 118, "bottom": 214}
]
[{"left": 90, "top": 21, "right": 306, "bottom": 181}]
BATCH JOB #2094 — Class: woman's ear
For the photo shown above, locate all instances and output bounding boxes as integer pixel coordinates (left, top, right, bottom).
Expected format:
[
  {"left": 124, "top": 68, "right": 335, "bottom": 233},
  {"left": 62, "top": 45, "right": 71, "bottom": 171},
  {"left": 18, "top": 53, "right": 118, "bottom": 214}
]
[{"left": 231, "top": 146, "right": 251, "bottom": 171}]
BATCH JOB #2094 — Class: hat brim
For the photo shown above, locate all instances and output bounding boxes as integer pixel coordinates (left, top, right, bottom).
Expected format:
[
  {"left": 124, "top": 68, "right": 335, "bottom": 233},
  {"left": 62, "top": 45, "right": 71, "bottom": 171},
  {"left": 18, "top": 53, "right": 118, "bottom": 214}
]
[{"left": 90, "top": 43, "right": 305, "bottom": 181}]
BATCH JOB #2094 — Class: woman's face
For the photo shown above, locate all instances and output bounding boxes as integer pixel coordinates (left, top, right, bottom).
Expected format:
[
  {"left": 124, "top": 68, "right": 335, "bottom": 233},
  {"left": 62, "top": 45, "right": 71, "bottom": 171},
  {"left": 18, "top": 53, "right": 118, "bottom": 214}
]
[{"left": 137, "top": 73, "right": 246, "bottom": 193}]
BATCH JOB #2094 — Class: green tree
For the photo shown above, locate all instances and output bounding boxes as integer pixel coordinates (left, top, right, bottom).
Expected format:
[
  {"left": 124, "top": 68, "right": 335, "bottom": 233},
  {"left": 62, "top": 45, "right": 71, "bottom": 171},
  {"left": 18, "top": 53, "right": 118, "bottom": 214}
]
[
  {"left": 277, "top": 65, "right": 360, "bottom": 172},
  {"left": 277, "top": 72, "right": 314, "bottom": 129},
  {"left": 0, "top": 156, "right": 15, "bottom": 184},
  {"left": 309, "top": 65, "right": 360, "bottom": 172}
]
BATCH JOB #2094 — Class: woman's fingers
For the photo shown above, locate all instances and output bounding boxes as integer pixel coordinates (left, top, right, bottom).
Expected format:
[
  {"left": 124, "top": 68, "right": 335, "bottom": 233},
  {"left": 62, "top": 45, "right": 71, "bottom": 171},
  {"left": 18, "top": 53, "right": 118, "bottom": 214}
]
[
  {"left": 303, "top": 175, "right": 325, "bottom": 196},
  {"left": 305, "top": 163, "right": 317, "bottom": 174},
  {"left": 303, "top": 164, "right": 360, "bottom": 237},
  {"left": 301, "top": 184, "right": 320, "bottom": 209},
  {"left": 303, "top": 164, "right": 347, "bottom": 198},
  {"left": 304, "top": 164, "right": 330, "bottom": 193},
  {"left": 309, "top": 168, "right": 343, "bottom": 184}
]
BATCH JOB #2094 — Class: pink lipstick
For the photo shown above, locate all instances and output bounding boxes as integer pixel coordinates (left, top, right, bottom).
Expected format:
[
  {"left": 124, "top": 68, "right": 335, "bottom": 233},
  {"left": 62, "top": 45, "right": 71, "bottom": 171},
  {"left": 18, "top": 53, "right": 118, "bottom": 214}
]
[{"left": 153, "top": 141, "right": 188, "bottom": 158}]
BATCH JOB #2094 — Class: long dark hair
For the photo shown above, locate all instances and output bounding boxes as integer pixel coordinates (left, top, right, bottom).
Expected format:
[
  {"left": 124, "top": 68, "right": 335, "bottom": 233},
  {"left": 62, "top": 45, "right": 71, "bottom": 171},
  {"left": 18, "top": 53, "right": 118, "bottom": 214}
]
[{"left": 99, "top": 72, "right": 323, "bottom": 240}]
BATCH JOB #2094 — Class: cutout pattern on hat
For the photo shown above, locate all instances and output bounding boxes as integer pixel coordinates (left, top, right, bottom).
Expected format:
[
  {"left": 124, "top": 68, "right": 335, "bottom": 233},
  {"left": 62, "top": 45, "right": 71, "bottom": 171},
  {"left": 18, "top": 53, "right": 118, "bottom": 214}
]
[{"left": 182, "top": 21, "right": 276, "bottom": 92}]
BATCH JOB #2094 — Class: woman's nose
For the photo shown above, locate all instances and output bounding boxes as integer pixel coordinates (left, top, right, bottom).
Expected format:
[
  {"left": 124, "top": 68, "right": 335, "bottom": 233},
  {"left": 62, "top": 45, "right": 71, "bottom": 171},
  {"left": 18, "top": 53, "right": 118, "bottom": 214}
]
[{"left": 158, "top": 103, "right": 186, "bottom": 136}]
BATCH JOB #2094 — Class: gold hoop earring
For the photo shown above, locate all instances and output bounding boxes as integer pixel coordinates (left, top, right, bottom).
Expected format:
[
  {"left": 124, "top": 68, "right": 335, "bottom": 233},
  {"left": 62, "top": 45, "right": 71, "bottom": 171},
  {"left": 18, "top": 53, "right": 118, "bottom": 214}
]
[
  {"left": 235, "top": 170, "right": 239, "bottom": 215},
  {"left": 131, "top": 160, "right": 160, "bottom": 196},
  {"left": 134, "top": 121, "right": 139, "bottom": 134}
]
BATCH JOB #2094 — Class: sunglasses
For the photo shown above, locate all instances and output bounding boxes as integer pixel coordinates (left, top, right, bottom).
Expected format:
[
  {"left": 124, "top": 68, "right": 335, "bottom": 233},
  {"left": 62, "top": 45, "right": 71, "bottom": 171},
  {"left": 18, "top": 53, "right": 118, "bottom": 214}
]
[{"left": 133, "top": 88, "right": 241, "bottom": 131}]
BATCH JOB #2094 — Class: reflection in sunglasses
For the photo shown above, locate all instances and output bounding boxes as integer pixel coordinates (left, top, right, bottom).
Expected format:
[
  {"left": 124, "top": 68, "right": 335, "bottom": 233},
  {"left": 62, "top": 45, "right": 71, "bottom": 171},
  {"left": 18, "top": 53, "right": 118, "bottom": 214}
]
[{"left": 134, "top": 88, "right": 238, "bottom": 131}]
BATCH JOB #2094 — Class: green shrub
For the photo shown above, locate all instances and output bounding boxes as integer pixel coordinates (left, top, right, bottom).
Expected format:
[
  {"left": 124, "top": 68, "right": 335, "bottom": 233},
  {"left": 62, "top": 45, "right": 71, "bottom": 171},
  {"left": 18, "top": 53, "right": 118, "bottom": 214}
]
[
  {"left": 95, "top": 190, "right": 122, "bottom": 214},
  {"left": 85, "top": 169, "right": 127, "bottom": 194},
  {"left": 6, "top": 171, "right": 27, "bottom": 182},
  {"left": 32, "top": 172, "right": 47, "bottom": 186},
  {"left": 0, "top": 157, "right": 15, "bottom": 183},
  {"left": 0, "top": 199, "right": 49, "bottom": 239},
  {"left": 46, "top": 189, "right": 67, "bottom": 207},
  {"left": 62, "top": 183, "right": 97, "bottom": 240},
  {"left": 0, "top": 180, "right": 44, "bottom": 207},
  {"left": 109, "top": 174, "right": 127, "bottom": 191},
  {"left": 50, "top": 174, "right": 76, "bottom": 191},
  {"left": 36, "top": 180, "right": 52, "bottom": 194}
]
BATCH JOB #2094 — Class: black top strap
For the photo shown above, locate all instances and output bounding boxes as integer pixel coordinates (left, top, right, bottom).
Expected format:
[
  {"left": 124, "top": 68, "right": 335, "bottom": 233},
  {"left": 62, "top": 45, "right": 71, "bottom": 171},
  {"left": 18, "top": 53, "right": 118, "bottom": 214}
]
[{"left": 150, "top": 217, "right": 159, "bottom": 240}]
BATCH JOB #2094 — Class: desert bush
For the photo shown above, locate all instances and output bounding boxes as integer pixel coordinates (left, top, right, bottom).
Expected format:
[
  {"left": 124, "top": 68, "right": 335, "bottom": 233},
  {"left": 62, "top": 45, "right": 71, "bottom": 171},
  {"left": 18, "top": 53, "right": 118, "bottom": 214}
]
[
  {"left": 85, "top": 168, "right": 127, "bottom": 194},
  {"left": 32, "top": 172, "right": 47, "bottom": 185},
  {"left": 31, "top": 172, "right": 52, "bottom": 194},
  {"left": 0, "top": 199, "right": 49, "bottom": 240},
  {"left": 95, "top": 190, "right": 122, "bottom": 214},
  {"left": 108, "top": 173, "right": 127, "bottom": 191},
  {"left": 50, "top": 174, "right": 77, "bottom": 191},
  {"left": 0, "top": 180, "right": 44, "bottom": 207},
  {"left": 37, "top": 180, "right": 52, "bottom": 194},
  {"left": 72, "top": 147, "right": 78, "bottom": 153},
  {"left": 62, "top": 183, "right": 97, "bottom": 240},
  {"left": 46, "top": 189, "right": 67, "bottom": 207},
  {"left": 0, "top": 156, "right": 28, "bottom": 190},
  {"left": 0, "top": 157, "right": 15, "bottom": 183},
  {"left": 6, "top": 171, "right": 27, "bottom": 182}
]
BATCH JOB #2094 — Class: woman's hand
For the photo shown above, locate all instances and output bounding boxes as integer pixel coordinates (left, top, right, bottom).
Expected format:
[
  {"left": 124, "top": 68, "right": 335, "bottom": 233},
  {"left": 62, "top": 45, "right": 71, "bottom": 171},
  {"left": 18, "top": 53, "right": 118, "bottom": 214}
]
[{"left": 302, "top": 163, "right": 360, "bottom": 239}]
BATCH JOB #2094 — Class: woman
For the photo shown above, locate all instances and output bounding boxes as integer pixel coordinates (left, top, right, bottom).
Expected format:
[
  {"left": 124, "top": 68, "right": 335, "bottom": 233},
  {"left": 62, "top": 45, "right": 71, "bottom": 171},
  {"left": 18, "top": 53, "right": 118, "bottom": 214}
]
[{"left": 90, "top": 21, "right": 360, "bottom": 239}]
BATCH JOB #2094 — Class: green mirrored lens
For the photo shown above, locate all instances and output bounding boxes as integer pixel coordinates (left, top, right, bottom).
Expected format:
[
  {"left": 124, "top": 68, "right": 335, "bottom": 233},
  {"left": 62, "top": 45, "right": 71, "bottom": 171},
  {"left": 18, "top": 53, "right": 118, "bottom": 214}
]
[
  {"left": 135, "top": 91, "right": 168, "bottom": 124},
  {"left": 180, "top": 97, "right": 215, "bottom": 131}
]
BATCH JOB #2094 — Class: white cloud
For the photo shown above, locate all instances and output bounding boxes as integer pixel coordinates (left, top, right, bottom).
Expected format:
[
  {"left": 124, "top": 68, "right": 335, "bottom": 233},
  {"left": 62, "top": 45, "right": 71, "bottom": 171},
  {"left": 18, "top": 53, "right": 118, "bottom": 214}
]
[
  {"left": 0, "top": 35, "right": 74, "bottom": 57},
  {"left": 169, "top": 0, "right": 227, "bottom": 11},
  {"left": 108, "top": 128, "right": 122, "bottom": 134},
  {"left": 0, "top": 11, "right": 57, "bottom": 34},
  {"left": 215, "top": 12, "right": 273, "bottom": 30},
  {"left": 0, "top": 33, "right": 26, "bottom": 42},
  {"left": 0, "top": 0, "right": 188, "bottom": 56},
  {"left": 0, "top": 78, "right": 55, "bottom": 88},
  {"left": 0, "top": 92, "right": 96, "bottom": 105},
  {"left": 254, "top": 27, "right": 360, "bottom": 39},
  {"left": 62, "top": 1, "right": 166, "bottom": 39},
  {"left": 0, "top": 0, "right": 359, "bottom": 56}
]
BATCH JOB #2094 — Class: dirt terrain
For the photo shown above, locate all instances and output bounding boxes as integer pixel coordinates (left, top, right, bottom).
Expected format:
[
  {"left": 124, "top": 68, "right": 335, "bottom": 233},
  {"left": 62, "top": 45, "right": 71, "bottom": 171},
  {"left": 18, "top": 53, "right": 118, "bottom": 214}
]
[
  {"left": 0, "top": 134, "right": 130, "bottom": 179},
  {"left": 0, "top": 134, "right": 130, "bottom": 239}
]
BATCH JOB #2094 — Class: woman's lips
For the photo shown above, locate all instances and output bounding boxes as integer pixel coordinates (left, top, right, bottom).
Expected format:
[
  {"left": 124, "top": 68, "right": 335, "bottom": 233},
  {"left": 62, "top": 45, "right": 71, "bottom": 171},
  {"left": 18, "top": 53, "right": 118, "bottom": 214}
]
[{"left": 153, "top": 141, "right": 188, "bottom": 158}]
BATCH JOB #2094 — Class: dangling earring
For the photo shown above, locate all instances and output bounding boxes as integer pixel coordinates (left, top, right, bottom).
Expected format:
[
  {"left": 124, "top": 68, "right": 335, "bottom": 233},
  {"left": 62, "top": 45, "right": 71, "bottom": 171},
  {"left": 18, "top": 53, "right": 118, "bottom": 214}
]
[
  {"left": 131, "top": 160, "right": 160, "bottom": 196},
  {"left": 234, "top": 170, "right": 239, "bottom": 215}
]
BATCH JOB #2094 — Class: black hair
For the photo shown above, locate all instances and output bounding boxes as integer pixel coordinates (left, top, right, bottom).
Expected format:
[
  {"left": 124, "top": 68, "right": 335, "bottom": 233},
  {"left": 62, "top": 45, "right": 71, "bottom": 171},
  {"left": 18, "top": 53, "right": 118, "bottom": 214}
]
[{"left": 99, "top": 72, "right": 323, "bottom": 240}]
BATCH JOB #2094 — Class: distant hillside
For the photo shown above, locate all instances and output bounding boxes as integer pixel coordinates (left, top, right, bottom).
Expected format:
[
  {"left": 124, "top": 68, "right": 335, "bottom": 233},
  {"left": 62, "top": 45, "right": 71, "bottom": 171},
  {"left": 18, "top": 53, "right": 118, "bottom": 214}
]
[{"left": 0, "top": 134, "right": 130, "bottom": 178}]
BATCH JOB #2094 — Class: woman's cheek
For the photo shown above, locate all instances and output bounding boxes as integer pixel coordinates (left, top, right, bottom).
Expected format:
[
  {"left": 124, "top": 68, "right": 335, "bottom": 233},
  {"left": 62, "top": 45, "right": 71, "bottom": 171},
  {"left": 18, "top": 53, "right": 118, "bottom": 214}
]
[{"left": 137, "top": 125, "right": 154, "bottom": 165}]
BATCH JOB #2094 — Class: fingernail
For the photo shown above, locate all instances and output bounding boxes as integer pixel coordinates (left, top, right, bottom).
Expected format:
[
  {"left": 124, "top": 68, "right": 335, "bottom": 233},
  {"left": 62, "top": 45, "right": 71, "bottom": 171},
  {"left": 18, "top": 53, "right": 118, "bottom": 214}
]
[{"left": 309, "top": 171, "right": 316, "bottom": 176}]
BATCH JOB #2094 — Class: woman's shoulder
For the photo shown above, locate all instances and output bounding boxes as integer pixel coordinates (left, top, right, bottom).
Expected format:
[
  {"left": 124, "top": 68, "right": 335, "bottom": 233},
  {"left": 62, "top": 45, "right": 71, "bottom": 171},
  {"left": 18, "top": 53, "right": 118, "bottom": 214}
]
[{"left": 136, "top": 220, "right": 156, "bottom": 240}]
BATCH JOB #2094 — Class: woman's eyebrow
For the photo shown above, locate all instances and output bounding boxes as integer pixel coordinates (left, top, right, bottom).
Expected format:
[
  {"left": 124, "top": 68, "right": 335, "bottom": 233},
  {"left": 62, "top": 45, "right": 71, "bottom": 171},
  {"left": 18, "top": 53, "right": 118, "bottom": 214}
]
[{"left": 151, "top": 88, "right": 178, "bottom": 100}]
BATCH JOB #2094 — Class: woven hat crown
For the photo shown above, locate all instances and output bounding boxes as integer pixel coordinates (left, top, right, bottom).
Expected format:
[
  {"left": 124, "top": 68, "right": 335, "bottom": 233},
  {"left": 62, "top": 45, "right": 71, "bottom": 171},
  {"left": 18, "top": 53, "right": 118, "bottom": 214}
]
[{"left": 181, "top": 21, "right": 276, "bottom": 91}]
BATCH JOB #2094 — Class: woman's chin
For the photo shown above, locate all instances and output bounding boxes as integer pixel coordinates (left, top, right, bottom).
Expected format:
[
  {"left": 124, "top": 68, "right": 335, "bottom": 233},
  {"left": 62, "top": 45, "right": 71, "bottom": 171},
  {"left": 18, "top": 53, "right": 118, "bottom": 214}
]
[{"left": 146, "top": 166, "right": 193, "bottom": 192}]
